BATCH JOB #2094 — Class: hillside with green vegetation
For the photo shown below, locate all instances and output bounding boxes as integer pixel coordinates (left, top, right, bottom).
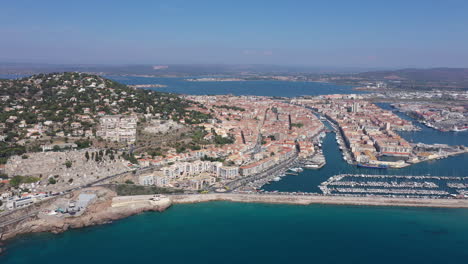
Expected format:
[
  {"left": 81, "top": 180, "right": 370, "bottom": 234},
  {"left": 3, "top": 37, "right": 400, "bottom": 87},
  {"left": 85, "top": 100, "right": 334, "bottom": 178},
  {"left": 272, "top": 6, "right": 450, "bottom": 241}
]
[{"left": 0, "top": 72, "right": 210, "bottom": 163}]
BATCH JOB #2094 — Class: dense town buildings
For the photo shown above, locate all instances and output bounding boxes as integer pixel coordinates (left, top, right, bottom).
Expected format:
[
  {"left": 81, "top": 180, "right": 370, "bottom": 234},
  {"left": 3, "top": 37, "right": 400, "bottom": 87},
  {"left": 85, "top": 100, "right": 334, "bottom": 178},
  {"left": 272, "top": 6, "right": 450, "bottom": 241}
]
[
  {"left": 293, "top": 95, "right": 416, "bottom": 167},
  {"left": 2, "top": 73, "right": 466, "bottom": 213},
  {"left": 134, "top": 95, "right": 323, "bottom": 190}
]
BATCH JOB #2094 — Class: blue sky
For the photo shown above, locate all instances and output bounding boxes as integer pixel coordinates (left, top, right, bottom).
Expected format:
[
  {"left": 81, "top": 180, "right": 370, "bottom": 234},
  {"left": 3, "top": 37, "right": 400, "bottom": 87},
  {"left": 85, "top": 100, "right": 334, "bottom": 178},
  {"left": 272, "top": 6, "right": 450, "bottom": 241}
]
[{"left": 1, "top": 0, "right": 468, "bottom": 68}]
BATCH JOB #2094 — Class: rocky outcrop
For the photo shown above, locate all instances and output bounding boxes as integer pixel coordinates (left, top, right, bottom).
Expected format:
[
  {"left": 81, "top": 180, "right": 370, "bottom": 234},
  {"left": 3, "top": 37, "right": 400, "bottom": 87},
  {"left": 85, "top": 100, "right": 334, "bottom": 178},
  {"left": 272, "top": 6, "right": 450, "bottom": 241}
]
[{"left": 0, "top": 188, "right": 172, "bottom": 242}]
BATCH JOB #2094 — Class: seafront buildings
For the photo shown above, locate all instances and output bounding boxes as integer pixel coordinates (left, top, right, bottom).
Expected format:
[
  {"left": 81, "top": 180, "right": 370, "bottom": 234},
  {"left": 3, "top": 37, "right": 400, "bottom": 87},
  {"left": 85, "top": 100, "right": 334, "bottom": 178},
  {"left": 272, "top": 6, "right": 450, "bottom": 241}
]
[
  {"left": 138, "top": 160, "right": 239, "bottom": 190},
  {"left": 136, "top": 95, "right": 323, "bottom": 190}
]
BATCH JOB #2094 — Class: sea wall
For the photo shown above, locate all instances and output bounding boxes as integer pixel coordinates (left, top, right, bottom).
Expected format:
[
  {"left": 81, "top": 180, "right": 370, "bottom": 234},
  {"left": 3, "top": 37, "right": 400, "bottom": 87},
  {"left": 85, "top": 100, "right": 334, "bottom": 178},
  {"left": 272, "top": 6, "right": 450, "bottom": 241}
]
[
  {"left": 3, "top": 190, "right": 468, "bottom": 247},
  {"left": 170, "top": 193, "right": 468, "bottom": 208}
]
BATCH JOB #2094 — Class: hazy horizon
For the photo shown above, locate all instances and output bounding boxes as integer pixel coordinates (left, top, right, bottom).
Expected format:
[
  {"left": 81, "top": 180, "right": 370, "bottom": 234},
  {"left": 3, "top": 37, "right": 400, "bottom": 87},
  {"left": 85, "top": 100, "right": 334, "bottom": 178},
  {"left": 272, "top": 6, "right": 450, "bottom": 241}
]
[{"left": 2, "top": 0, "right": 468, "bottom": 68}]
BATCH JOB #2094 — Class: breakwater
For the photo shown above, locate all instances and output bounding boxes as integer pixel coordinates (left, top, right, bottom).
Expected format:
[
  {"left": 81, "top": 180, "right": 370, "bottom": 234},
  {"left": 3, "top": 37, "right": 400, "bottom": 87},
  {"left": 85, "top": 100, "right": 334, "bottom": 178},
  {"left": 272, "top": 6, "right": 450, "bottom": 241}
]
[{"left": 170, "top": 193, "right": 468, "bottom": 208}]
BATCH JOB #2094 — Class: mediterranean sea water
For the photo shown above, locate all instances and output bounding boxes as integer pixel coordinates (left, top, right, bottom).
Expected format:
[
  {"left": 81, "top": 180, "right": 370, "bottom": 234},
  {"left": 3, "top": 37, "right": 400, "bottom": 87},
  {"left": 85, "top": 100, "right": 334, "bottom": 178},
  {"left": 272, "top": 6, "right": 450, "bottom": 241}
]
[
  {"left": 2, "top": 202, "right": 468, "bottom": 264},
  {"left": 0, "top": 74, "right": 29, "bottom": 79}
]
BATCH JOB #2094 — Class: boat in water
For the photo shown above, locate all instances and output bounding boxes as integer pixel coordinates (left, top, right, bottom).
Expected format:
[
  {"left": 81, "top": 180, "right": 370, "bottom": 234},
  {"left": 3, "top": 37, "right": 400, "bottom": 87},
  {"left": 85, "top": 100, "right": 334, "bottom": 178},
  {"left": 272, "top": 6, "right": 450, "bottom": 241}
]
[
  {"left": 357, "top": 163, "right": 388, "bottom": 169},
  {"left": 304, "top": 163, "right": 324, "bottom": 169},
  {"left": 289, "top": 167, "right": 304, "bottom": 173},
  {"left": 453, "top": 126, "right": 468, "bottom": 132}
]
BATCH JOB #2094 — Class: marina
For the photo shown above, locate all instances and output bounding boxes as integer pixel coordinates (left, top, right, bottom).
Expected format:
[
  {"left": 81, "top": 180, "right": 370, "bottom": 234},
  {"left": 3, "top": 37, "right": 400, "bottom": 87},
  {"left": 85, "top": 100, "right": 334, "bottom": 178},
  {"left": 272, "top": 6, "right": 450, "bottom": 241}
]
[
  {"left": 320, "top": 174, "right": 468, "bottom": 198},
  {"left": 262, "top": 109, "right": 468, "bottom": 194}
]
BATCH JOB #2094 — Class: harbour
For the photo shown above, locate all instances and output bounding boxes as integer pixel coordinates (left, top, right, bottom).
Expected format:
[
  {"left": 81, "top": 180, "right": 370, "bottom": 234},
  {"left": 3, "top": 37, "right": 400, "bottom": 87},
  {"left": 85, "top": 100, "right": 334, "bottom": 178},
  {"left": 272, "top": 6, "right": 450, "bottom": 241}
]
[
  {"left": 2, "top": 1, "right": 468, "bottom": 263},
  {"left": 262, "top": 108, "right": 468, "bottom": 194}
]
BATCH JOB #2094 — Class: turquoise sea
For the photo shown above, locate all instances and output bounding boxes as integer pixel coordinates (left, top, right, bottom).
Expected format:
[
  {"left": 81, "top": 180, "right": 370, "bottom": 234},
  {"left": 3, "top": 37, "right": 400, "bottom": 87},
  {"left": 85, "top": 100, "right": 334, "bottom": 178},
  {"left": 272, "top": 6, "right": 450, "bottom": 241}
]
[
  {"left": 3, "top": 202, "right": 468, "bottom": 264},
  {"left": 2, "top": 76, "right": 468, "bottom": 263}
]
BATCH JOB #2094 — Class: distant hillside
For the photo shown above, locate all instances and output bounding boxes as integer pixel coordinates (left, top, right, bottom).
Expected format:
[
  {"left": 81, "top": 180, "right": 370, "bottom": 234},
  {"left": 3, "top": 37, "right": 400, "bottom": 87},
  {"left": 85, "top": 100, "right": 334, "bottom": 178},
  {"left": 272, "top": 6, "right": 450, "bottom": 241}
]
[
  {"left": 354, "top": 68, "right": 468, "bottom": 90},
  {"left": 0, "top": 63, "right": 379, "bottom": 76},
  {"left": 358, "top": 68, "right": 468, "bottom": 82}
]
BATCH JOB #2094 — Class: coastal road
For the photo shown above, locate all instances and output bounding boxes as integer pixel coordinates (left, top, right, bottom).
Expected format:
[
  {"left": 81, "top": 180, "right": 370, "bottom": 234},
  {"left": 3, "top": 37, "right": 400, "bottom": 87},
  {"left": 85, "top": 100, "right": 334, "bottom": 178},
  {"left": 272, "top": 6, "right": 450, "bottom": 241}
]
[{"left": 0, "top": 211, "right": 39, "bottom": 228}]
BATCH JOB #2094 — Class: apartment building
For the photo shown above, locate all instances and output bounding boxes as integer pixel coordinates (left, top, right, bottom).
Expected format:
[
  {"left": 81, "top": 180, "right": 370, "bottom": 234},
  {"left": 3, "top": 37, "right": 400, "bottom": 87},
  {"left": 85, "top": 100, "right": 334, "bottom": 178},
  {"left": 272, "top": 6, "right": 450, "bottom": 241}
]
[{"left": 97, "top": 115, "right": 138, "bottom": 143}]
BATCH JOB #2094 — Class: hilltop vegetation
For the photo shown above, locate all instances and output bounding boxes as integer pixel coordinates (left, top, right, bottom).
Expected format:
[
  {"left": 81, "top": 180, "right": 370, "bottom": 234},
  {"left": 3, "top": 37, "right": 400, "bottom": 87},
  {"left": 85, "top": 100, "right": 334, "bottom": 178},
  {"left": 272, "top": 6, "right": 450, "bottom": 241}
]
[
  {"left": 0, "top": 72, "right": 210, "bottom": 163},
  {"left": 0, "top": 72, "right": 195, "bottom": 123}
]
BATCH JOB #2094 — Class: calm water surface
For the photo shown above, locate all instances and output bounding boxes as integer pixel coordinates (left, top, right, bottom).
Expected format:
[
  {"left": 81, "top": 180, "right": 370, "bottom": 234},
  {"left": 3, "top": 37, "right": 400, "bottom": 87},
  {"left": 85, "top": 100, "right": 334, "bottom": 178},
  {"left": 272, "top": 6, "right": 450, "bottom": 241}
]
[
  {"left": 3, "top": 202, "right": 468, "bottom": 264},
  {"left": 107, "top": 75, "right": 362, "bottom": 97},
  {"left": 264, "top": 121, "right": 468, "bottom": 193}
]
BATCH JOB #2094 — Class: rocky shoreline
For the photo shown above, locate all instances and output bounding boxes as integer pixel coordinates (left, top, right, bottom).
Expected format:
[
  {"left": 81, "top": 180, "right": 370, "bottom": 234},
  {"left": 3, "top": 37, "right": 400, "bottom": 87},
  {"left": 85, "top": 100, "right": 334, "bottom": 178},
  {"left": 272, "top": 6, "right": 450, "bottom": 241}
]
[
  {"left": 0, "top": 188, "right": 171, "bottom": 246},
  {"left": 2, "top": 189, "right": 468, "bottom": 252}
]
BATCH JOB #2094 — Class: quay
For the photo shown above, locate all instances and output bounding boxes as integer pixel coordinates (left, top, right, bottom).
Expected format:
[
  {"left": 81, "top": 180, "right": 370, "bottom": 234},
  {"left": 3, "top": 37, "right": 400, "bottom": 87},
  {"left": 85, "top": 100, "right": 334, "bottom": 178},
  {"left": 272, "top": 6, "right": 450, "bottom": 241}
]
[
  {"left": 224, "top": 154, "right": 299, "bottom": 191},
  {"left": 311, "top": 111, "right": 354, "bottom": 164}
]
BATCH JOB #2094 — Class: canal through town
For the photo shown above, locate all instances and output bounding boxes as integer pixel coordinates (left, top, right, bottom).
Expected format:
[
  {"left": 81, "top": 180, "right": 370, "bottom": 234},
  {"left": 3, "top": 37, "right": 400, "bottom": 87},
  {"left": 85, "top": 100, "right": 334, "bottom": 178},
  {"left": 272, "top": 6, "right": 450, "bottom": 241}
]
[{"left": 262, "top": 105, "right": 468, "bottom": 193}]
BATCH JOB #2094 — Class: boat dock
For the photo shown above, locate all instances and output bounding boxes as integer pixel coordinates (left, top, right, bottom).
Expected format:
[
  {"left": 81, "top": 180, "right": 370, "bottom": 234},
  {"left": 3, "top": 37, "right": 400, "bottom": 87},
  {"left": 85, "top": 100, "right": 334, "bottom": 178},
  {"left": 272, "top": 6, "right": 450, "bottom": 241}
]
[{"left": 320, "top": 174, "right": 468, "bottom": 198}]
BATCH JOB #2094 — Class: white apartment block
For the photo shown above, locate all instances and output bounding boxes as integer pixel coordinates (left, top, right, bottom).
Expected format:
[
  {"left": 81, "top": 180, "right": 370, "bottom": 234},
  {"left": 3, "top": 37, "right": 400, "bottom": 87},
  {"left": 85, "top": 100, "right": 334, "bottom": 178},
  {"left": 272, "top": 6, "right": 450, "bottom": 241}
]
[
  {"left": 162, "top": 161, "right": 223, "bottom": 178},
  {"left": 97, "top": 115, "right": 137, "bottom": 143},
  {"left": 139, "top": 173, "right": 169, "bottom": 187},
  {"left": 138, "top": 161, "right": 239, "bottom": 187},
  {"left": 218, "top": 166, "right": 239, "bottom": 179}
]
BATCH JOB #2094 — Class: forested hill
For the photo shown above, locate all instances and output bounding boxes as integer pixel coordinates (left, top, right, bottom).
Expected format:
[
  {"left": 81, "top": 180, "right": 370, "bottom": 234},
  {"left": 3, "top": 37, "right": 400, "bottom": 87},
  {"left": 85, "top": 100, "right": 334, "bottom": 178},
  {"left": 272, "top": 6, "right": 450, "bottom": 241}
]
[
  {"left": 0, "top": 72, "right": 209, "bottom": 124},
  {"left": 0, "top": 72, "right": 211, "bottom": 163}
]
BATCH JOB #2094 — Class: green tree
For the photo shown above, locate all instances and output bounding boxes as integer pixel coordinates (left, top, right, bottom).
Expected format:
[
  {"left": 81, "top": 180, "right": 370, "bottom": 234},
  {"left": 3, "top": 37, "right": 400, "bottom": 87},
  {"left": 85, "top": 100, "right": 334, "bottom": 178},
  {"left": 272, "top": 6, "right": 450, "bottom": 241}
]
[{"left": 9, "top": 176, "right": 23, "bottom": 188}]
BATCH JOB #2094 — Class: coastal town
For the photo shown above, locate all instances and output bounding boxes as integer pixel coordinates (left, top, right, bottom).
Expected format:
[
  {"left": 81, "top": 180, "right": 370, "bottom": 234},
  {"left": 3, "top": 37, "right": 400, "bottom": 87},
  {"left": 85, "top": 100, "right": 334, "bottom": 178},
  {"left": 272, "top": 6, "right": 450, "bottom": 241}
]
[
  {"left": 1, "top": 73, "right": 467, "bottom": 244},
  {"left": 3, "top": 1, "right": 468, "bottom": 261},
  {"left": 292, "top": 95, "right": 467, "bottom": 169},
  {"left": 392, "top": 102, "right": 468, "bottom": 132}
]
